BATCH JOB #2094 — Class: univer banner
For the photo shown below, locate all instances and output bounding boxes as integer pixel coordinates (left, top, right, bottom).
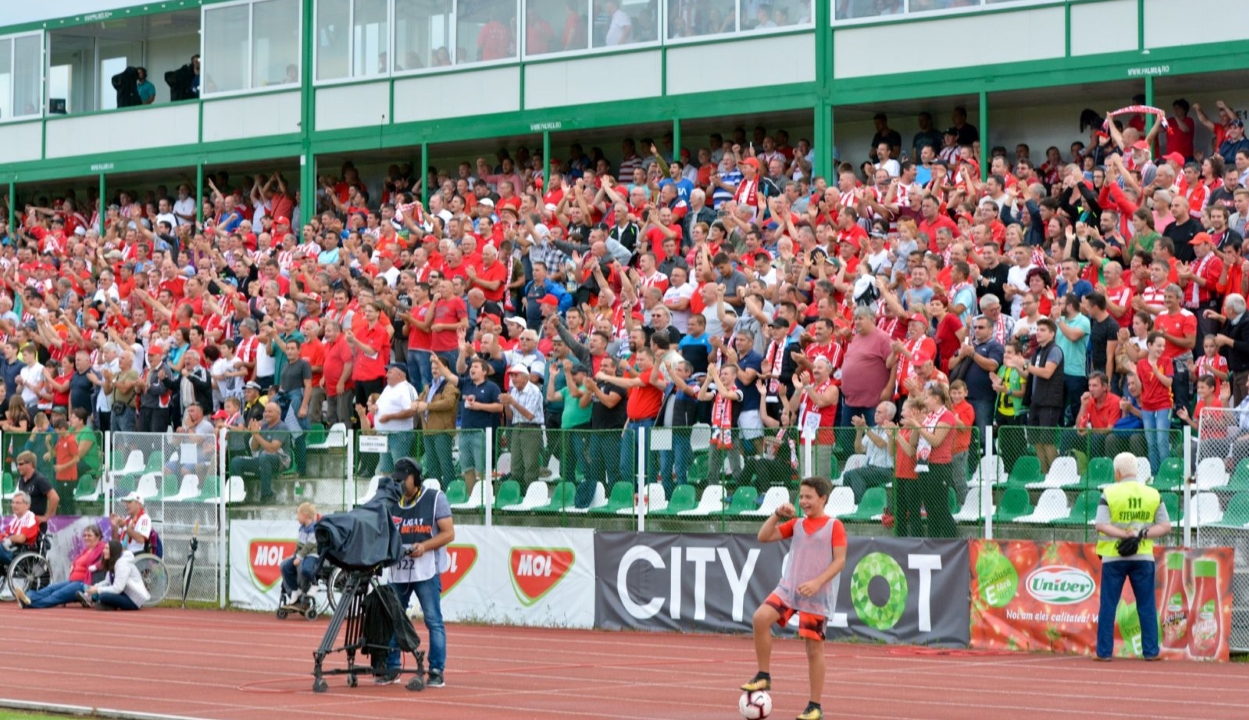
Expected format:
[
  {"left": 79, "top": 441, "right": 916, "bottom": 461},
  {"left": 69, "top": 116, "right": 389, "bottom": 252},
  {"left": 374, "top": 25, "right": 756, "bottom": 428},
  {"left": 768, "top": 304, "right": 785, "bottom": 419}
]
[
  {"left": 594, "top": 532, "right": 970, "bottom": 647},
  {"left": 440, "top": 525, "right": 596, "bottom": 629},
  {"left": 970, "top": 541, "right": 1234, "bottom": 661},
  {"left": 229, "top": 518, "right": 300, "bottom": 611}
]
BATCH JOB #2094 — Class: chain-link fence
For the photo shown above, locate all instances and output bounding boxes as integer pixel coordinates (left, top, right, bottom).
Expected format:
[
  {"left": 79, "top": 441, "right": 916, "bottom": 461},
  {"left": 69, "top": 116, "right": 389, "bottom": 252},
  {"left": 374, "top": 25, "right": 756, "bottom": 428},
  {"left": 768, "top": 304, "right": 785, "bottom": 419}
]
[
  {"left": 109, "top": 432, "right": 223, "bottom": 605},
  {"left": 1195, "top": 407, "right": 1249, "bottom": 652}
]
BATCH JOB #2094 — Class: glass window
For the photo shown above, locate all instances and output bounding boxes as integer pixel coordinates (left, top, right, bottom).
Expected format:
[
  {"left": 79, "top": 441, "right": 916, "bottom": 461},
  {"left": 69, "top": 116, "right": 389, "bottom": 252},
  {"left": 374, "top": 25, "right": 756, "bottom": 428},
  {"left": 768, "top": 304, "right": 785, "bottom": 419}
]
[
  {"left": 12, "top": 35, "right": 41, "bottom": 118},
  {"left": 254, "top": 0, "right": 301, "bottom": 87},
  {"left": 395, "top": 0, "right": 454, "bottom": 70},
  {"left": 592, "top": 0, "right": 654, "bottom": 48},
  {"left": 317, "top": 0, "right": 351, "bottom": 80},
  {"left": 0, "top": 39, "right": 11, "bottom": 120},
  {"left": 668, "top": 0, "right": 735, "bottom": 37},
  {"left": 456, "top": 0, "right": 518, "bottom": 64},
  {"left": 204, "top": 4, "right": 250, "bottom": 93},
  {"left": 834, "top": 0, "right": 903, "bottom": 21},
  {"left": 525, "top": 0, "right": 588, "bottom": 56},
  {"left": 742, "top": 0, "right": 810, "bottom": 28},
  {"left": 98, "top": 39, "right": 144, "bottom": 111},
  {"left": 353, "top": 0, "right": 390, "bottom": 75}
]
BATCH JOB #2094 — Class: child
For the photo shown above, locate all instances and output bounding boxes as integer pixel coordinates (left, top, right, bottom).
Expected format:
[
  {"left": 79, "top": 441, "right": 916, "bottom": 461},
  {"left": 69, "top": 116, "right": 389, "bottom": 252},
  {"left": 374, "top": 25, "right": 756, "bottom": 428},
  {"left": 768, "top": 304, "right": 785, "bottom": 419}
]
[
  {"left": 742, "top": 476, "right": 847, "bottom": 720},
  {"left": 948, "top": 380, "right": 976, "bottom": 505},
  {"left": 1177, "top": 374, "right": 1231, "bottom": 459},
  {"left": 1192, "top": 335, "right": 1228, "bottom": 397},
  {"left": 280, "top": 502, "right": 320, "bottom": 607}
]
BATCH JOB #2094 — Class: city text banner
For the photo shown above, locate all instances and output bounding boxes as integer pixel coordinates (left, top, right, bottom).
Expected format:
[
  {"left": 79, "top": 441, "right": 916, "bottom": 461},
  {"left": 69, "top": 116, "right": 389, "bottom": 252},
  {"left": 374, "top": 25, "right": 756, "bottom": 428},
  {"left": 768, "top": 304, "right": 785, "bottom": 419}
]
[
  {"left": 970, "top": 540, "right": 1233, "bottom": 661},
  {"left": 594, "top": 532, "right": 970, "bottom": 646}
]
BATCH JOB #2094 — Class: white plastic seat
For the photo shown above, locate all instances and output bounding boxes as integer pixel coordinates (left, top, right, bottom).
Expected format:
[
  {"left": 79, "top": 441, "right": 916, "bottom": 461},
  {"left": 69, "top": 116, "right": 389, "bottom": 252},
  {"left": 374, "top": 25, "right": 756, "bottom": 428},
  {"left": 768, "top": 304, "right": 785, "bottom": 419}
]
[
  {"left": 1190, "top": 492, "right": 1224, "bottom": 526},
  {"left": 565, "top": 482, "right": 607, "bottom": 513},
  {"left": 503, "top": 481, "right": 550, "bottom": 511},
  {"left": 952, "top": 486, "right": 984, "bottom": 522},
  {"left": 1136, "top": 456, "right": 1153, "bottom": 484},
  {"left": 689, "top": 424, "right": 712, "bottom": 453},
  {"left": 973, "top": 456, "right": 1006, "bottom": 486},
  {"left": 836, "top": 454, "right": 867, "bottom": 485},
  {"left": 826, "top": 487, "right": 857, "bottom": 518},
  {"left": 308, "top": 422, "right": 347, "bottom": 451},
  {"left": 620, "top": 484, "right": 666, "bottom": 514},
  {"left": 357, "top": 475, "right": 383, "bottom": 505},
  {"left": 134, "top": 472, "right": 161, "bottom": 500},
  {"left": 1196, "top": 457, "right": 1229, "bottom": 490},
  {"left": 164, "top": 475, "right": 201, "bottom": 502},
  {"left": 205, "top": 475, "right": 247, "bottom": 504},
  {"left": 1013, "top": 488, "right": 1071, "bottom": 523},
  {"left": 422, "top": 478, "right": 442, "bottom": 493},
  {"left": 743, "top": 487, "right": 791, "bottom": 516},
  {"left": 678, "top": 485, "right": 726, "bottom": 516},
  {"left": 109, "top": 450, "right": 145, "bottom": 481},
  {"left": 1030, "top": 456, "right": 1080, "bottom": 489},
  {"left": 448, "top": 482, "right": 485, "bottom": 510}
]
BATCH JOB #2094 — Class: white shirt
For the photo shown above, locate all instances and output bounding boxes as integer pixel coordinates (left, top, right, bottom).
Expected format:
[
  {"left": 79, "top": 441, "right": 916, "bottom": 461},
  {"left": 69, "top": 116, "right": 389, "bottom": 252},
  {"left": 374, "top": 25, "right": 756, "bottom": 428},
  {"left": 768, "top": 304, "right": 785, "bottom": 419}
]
[
  {"left": 2, "top": 510, "right": 37, "bottom": 545},
  {"left": 606, "top": 9, "right": 631, "bottom": 45},
  {"left": 1005, "top": 263, "right": 1034, "bottom": 318},
  {"left": 156, "top": 212, "right": 178, "bottom": 230},
  {"left": 18, "top": 362, "right": 44, "bottom": 406},
  {"left": 508, "top": 381, "right": 544, "bottom": 426},
  {"left": 876, "top": 159, "right": 901, "bottom": 177},
  {"left": 376, "top": 380, "right": 419, "bottom": 431},
  {"left": 173, "top": 197, "right": 196, "bottom": 226},
  {"left": 95, "top": 359, "right": 119, "bottom": 412},
  {"left": 119, "top": 512, "right": 152, "bottom": 554},
  {"left": 255, "top": 341, "right": 276, "bottom": 378},
  {"left": 211, "top": 357, "right": 242, "bottom": 404},
  {"left": 662, "top": 282, "right": 696, "bottom": 332}
]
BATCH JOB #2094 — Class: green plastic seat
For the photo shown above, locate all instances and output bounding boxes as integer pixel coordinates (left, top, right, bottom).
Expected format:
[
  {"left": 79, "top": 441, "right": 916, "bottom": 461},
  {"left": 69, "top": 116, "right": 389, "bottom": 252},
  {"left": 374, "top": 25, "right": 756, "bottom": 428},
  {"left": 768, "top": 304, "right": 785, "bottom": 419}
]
[
  {"left": 1153, "top": 458, "right": 1184, "bottom": 491},
  {"left": 652, "top": 485, "right": 698, "bottom": 516},
  {"left": 1226, "top": 459, "right": 1249, "bottom": 493},
  {"left": 1008, "top": 456, "right": 1043, "bottom": 486},
  {"left": 842, "top": 487, "right": 887, "bottom": 522},
  {"left": 1217, "top": 493, "right": 1249, "bottom": 526},
  {"left": 1085, "top": 457, "right": 1115, "bottom": 489},
  {"left": 493, "top": 480, "right": 521, "bottom": 510},
  {"left": 194, "top": 475, "right": 221, "bottom": 501},
  {"left": 826, "top": 455, "right": 840, "bottom": 483},
  {"left": 2, "top": 472, "right": 15, "bottom": 497},
  {"left": 724, "top": 487, "right": 759, "bottom": 515},
  {"left": 1162, "top": 492, "right": 1180, "bottom": 523},
  {"left": 948, "top": 486, "right": 959, "bottom": 515},
  {"left": 1061, "top": 490, "right": 1101, "bottom": 525},
  {"left": 591, "top": 482, "right": 635, "bottom": 514},
  {"left": 534, "top": 482, "right": 576, "bottom": 513},
  {"left": 305, "top": 423, "right": 327, "bottom": 447},
  {"left": 995, "top": 486, "right": 1033, "bottom": 523},
  {"left": 688, "top": 454, "right": 708, "bottom": 483},
  {"left": 445, "top": 479, "right": 468, "bottom": 505}
]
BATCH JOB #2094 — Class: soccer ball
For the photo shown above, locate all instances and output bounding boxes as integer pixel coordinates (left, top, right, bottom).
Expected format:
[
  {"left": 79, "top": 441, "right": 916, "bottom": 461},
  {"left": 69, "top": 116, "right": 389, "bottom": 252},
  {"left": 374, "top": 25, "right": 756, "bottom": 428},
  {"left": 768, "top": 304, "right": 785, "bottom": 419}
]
[{"left": 739, "top": 690, "right": 772, "bottom": 719}]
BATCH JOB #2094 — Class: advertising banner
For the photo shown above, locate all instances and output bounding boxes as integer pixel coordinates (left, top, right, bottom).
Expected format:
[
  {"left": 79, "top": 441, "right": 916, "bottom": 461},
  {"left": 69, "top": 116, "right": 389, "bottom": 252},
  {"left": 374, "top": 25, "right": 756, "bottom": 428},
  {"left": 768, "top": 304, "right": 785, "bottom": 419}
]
[
  {"left": 440, "top": 525, "right": 596, "bottom": 629},
  {"left": 594, "top": 532, "right": 969, "bottom": 647},
  {"left": 229, "top": 518, "right": 299, "bottom": 611},
  {"left": 970, "top": 540, "right": 1234, "bottom": 661}
]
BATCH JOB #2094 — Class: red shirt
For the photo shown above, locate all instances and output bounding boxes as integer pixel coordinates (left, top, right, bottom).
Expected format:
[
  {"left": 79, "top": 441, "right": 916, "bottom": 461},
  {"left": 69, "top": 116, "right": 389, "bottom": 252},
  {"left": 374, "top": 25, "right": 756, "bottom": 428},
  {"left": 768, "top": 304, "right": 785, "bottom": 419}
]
[
  {"left": 351, "top": 322, "right": 390, "bottom": 382},
  {"left": 1137, "top": 357, "right": 1174, "bottom": 411},
  {"left": 625, "top": 367, "right": 662, "bottom": 421},
  {"left": 408, "top": 302, "right": 433, "bottom": 351},
  {"left": 474, "top": 260, "right": 508, "bottom": 303},
  {"left": 322, "top": 335, "right": 354, "bottom": 395},
  {"left": 300, "top": 337, "right": 326, "bottom": 387},
  {"left": 1105, "top": 282, "right": 1134, "bottom": 329},
  {"left": 924, "top": 408, "right": 959, "bottom": 464},
  {"left": 1079, "top": 392, "right": 1122, "bottom": 430},
  {"left": 430, "top": 298, "right": 466, "bottom": 353},
  {"left": 951, "top": 400, "right": 975, "bottom": 453},
  {"left": 895, "top": 429, "right": 918, "bottom": 480},
  {"left": 778, "top": 516, "right": 847, "bottom": 548},
  {"left": 1154, "top": 310, "right": 1196, "bottom": 359}
]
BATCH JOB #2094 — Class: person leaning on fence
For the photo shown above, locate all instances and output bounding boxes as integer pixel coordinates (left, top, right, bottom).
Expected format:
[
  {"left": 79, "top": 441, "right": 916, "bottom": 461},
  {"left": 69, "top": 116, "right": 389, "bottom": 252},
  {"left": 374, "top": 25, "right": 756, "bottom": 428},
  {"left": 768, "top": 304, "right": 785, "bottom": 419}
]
[
  {"left": 229, "top": 402, "right": 291, "bottom": 502},
  {"left": 1094, "top": 452, "right": 1171, "bottom": 662},
  {"left": 280, "top": 502, "right": 320, "bottom": 608}
]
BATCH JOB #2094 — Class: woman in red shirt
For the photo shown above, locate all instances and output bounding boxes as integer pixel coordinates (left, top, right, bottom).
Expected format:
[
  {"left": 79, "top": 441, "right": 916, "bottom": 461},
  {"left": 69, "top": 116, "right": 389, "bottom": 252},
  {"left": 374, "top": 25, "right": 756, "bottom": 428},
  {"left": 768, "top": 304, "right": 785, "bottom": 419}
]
[
  {"left": 16, "top": 524, "right": 105, "bottom": 608},
  {"left": 796, "top": 357, "right": 839, "bottom": 480},
  {"left": 1136, "top": 332, "right": 1174, "bottom": 474},
  {"left": 928, "top": 296, "right": 964, "bottom": 374},
  {"left": 892, "top": 398, "right": 923, "bottom": 537},
  {"left": 908, "top": 384, "right": 958, "bottom": 538}
]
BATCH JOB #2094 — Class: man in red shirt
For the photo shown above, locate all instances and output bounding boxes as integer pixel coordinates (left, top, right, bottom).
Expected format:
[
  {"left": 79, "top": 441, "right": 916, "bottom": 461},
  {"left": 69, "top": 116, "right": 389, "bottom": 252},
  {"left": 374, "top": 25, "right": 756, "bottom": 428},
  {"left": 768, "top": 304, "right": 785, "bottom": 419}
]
[
  {"left": 429, "top": 278, "right": 468, "bottom": 368},
  {"left": 321, "top": 320, "right": 354, "bottom": 427},
  {"left": 345, "top": 302, "right": 390, "bottom": 418},
  {"left": 917, "top": 194, "right": 960, "bottom": 242},
  {"left": 601, "top": 346, "right": 665, "bottom": 485},
  {"left": 300, "top": 322, "right": 327, "bottom": 426},
  {"left": 466, "top": 244, "right": 507, "bottom": 304},
  {"left": 1155, "top": 284, "right": 1197, "bottom": 414}
]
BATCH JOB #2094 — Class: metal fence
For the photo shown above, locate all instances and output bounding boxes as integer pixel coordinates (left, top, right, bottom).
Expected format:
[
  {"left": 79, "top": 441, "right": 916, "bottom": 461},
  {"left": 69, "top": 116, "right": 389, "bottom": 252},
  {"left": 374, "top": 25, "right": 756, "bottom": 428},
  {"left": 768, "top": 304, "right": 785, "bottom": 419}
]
[{"left": 1194, "top": 407, "right": 1249, "bottom": 652}]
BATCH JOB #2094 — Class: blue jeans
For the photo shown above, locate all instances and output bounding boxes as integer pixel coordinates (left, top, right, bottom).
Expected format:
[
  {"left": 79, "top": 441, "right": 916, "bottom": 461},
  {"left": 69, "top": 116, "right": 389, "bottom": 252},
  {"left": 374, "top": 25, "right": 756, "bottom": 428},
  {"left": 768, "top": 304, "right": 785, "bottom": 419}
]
[
  {"left": 407, "top": 349, "right": 431, "bottom": 393},
  {"left": 95, "top": 591, "right": 141, "bottom": 610},
  {"left": 839, "top": 403, "right": 875, "bottom": 428},
  {"left": 379, "top": 430, "right": 415, "bottom": 474},
  {"left": 619, "top": 419, "right": 654, "bottom": 486},
  {"left": 1141, "top": 409, "right": 1171, "bottom": 474},
  {"left": 387, "top": 575, "right": 445, "bottom": 672},
  {"left": 422, "top": 431, "right": 455, "bottom": 483},
  {"left": 26, "top": 581, "right": 87, "bottom": 608},
  {"left": 1097, "top": 559, "right": 1159, "bottom": 659},
  {"left": 657, "top": 427, "right": 692, "bottom": 498},
  {"left": 588, "top": 431, "right": 621, "bottom": 487},
  {"left": 280, "top": 555, "right": 319, "bottom": 594},
  {"left": 0, "top": 546, "right": 14, "bottom": 567}
]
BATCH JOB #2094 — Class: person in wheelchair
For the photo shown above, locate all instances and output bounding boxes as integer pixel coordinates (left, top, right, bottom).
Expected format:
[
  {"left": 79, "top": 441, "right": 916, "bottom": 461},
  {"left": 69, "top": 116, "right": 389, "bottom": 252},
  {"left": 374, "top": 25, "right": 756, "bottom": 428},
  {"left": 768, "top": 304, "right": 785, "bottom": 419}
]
[
  {"left": 15, "top": 524, "right": 105, "bottom": 608},
  {"left": 78, "top": 539, "right": 149, "bottom": 611},
  {"left": 110, "top": 491, "right": 151, "bottom": 554},
  {"left": 0, "top": 491, "right": 39, "bottom": 571},
  {"left": 280, "top": 502, "right": 321, "bottom": 608}
]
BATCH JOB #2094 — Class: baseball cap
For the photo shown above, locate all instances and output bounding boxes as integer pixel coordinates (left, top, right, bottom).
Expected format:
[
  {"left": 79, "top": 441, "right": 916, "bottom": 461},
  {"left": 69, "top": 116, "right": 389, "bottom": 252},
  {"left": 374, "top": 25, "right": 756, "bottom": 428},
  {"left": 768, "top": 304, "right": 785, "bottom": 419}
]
[
  {"left": 121, "top": 491, "right": 145, "bottom": 505},
  {"left": 569, "top": 362, "right": 588, "bottom": 374},
  {"left": 769, "top": 318, "right": 790, "bottom": 329},
  {"left": 507, "top": 364, "right": 530, "bottom": 375},
  {"left": 244, "top": 381, "right": 263, "bottom": 391},
  {"left": 1131, "top": 140, "right": 1150, "bottom": 151},
  {"left": 274, "top": 216, "right": 290, "bottom": 227},
  {"left": 1192, "top": 232, "right": 1214, "bottom": 246},
  {"left": 504, "top": 316, "right": 527, "bottom": 328},
  {"left": 211, "top": 410, "right": 229, "bottom": 420},
  {"left": 913, "top": 350, "right": 935, "bottom": 365},
  {"left": 1163, "top": 152, "right": 1185, "bottom": 166},
  {"left": 1231, "top": 119, "right": 1245, "bottom": 128},
  {"left": 909, "top": 313, "right": 928, "bottom": 325},
  {"left": 740, "top": 158, "right": 760, "bottom": 170},
  {"left": 480, "top": 313, "right": 501, "bottom": 326},
  {"left": 478, "top": 198, "right": 495, "bottom": 208},
  {"left": 387, "top": 362, "right": 408, "bottom": 375},
  {"left": 944, "top": 127, "right": 959, "bottom": 136},
  {"left": 539, "top": 295, "right": 560, "bottom": 307}
]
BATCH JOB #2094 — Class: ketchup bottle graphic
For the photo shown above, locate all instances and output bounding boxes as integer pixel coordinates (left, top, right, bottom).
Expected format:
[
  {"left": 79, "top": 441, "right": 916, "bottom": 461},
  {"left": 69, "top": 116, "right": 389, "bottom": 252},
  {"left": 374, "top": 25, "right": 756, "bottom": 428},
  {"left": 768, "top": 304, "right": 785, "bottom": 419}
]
[
  {"left": 1187, "top": 559, "right": 1221, "bottom": 660},
  {"left": 1160, "top": 551, "right": 1189, "bottom": 650}
]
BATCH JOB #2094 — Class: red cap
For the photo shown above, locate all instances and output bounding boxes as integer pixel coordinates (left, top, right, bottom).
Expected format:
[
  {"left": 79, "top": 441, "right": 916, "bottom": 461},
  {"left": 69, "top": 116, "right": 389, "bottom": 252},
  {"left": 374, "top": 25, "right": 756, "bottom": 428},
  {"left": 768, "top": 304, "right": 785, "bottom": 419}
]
[
  {"left": 148, "top": 346, "right": 164, "bottom": 356},
  {"left": 379, "top": 250, "right": 395, "bottom": 261},
  {"left": 913, "top": 350, "right": 935, "bottom": 365},
  {"left": 1163, "top": 152, "right": 1185, "bottom": 166},
  {"left": 1192, "top": 232, "right": 1214, "bottom": 246},
  {"left": 481, "top": 313, "right": 501, "bottom": 326},
  {"left": 909, "top": 313, "right": 927, "bottom": 325},
  {"left": 274, "top": 216, "right": 290, "bottom": 227},
  {"left": 740, "top": 157, "right": 760, "bottom": 170},
  {"left": 1131, "top": 140, "right": 1150, "bottom": 151},
  {"left": 211, "top": 410, "right": 229, "bottom": 420},
  {"left": 539, "top": 295, "right": 559, "bottom": 307}
]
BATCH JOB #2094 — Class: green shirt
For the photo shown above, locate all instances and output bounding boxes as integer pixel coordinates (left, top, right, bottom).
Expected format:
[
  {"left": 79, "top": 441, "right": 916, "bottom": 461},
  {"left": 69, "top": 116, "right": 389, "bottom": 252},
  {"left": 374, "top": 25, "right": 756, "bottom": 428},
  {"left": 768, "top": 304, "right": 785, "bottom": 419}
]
[
  {"left": 996, "top": 366, "right": 1024, "bottom": 417},
  {"left": 560, "top": 385, "right": 592, "bottom": 428},
  {"left": 76, "top": 427, "right": 101, "bottom": 473},
  {"left": 1055, "top": 312, "right": 1091, "bottom": 376},
  {"left": 1133, "top": 230, "right": 1161, "bottom": 256}
]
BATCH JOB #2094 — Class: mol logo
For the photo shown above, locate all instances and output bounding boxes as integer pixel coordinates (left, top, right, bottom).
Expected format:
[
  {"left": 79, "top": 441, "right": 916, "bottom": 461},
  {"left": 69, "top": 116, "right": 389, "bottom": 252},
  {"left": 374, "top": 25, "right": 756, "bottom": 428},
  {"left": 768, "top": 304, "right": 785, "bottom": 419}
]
[
  {"left": 439, "top": 545, "right": 478, "bottom": 597},
  {"left": 249, "top": 540, "right": 295, "bottom": 590},
  {"left": 1025, "top": 565, "right": 1096, "bottom": 605},
  {"left": 509, "top": 547, "right": 574, "bottom": 606}
]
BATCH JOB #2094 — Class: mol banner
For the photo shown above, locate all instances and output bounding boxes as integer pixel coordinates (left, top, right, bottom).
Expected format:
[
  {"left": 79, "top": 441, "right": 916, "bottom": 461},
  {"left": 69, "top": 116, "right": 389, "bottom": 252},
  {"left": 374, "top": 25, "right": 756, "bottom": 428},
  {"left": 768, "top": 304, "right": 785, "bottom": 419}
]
[
  {"left": 594, "top": 532, "right": 969, "bottom": 647},
  {"left": 439, "top": 525, "right": 595, "bottom": 629},
  {"left": 970, "top": 541, "right": 1234, "bottom": 660},
  {"left": 229, "top": 519, "right": 300, "bottom": 610}
]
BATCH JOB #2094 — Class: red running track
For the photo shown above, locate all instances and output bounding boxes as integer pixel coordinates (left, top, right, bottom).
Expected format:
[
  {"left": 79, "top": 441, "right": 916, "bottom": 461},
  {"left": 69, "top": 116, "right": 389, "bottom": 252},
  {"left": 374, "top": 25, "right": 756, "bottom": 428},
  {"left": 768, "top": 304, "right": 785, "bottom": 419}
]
[{"left": 1, "top": 605, "right": 1247, "bottom": 720}]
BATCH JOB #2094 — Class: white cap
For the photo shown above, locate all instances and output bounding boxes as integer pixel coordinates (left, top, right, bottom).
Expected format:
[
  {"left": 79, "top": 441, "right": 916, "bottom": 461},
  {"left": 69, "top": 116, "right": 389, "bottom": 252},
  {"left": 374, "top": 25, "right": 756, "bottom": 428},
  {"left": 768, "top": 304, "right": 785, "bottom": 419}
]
[
  {"left": 507, "top": 364, "right": 530, "bottom": 375},
  {"left": 120, "top": 491, "right": 145, "bottom": 505}
]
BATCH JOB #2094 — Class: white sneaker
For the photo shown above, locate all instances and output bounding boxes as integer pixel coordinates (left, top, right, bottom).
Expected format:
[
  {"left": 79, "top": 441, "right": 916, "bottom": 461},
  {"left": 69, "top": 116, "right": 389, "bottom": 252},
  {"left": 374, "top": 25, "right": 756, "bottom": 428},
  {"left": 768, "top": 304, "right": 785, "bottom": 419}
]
[{"left": 286, "top": 589, "right": 303, "bottom": 605}]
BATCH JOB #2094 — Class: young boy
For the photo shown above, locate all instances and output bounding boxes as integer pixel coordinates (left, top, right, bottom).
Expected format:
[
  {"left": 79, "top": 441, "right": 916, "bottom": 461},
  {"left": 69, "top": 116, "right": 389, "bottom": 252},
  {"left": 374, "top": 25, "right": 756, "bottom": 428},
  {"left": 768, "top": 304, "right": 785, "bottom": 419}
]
[
  {"left": 948, "top": 380, "right": 976, "bottom": 505},
  {"left": 280, "top": 502, "right": 320, "bottom": 607},
  {"left": 742, "top": 476, "right": 847, "bottom": 720}
]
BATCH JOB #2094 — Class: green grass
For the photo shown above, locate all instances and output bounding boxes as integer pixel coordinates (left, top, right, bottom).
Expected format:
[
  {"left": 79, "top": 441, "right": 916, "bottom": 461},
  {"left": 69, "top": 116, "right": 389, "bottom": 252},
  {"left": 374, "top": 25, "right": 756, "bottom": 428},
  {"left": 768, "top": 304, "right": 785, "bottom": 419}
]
[{"left": 0, "top": 712, "right": 76, "bottom": 720}]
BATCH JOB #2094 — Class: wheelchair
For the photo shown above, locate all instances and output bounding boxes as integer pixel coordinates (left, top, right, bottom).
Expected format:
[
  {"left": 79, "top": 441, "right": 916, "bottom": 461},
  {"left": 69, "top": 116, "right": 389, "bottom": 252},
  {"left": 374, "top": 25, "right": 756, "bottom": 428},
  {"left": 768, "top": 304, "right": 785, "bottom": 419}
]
[
  {"left": 0, "top": 533, "right": 52, "bottom": 602},
  {"left": 276, "top": 556, "right": 345, "bottom": 621}
]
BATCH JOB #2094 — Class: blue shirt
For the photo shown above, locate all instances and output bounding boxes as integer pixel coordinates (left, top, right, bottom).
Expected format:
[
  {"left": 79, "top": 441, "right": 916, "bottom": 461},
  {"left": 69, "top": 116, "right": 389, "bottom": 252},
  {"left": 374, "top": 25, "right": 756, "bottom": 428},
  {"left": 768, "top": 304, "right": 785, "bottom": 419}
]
[
  {"left": 1056, "top": 278, "right": 1094, "bottom": 300},
  {"left": 660, "top": 178, "right": 695, "bottom": 204},
  {"left": 137, "top": 80, "right": 156, "bottom": 103},
  {"left": 458, "top": 378, "right": 501, "bottom": 429}
]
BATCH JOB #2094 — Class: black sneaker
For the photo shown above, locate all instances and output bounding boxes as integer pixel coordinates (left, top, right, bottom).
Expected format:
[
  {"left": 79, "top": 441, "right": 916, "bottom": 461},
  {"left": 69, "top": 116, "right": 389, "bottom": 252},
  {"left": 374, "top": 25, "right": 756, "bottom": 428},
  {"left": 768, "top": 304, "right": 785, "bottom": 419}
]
[
  {"left": 76, "top": 591, "right": 93, "bottom": 608},
  {"left": 426, "top": 670, "right": 445, "bottom": 688},
  {"left": 373, "top": 670, "right": 401, "bottom": 686}
]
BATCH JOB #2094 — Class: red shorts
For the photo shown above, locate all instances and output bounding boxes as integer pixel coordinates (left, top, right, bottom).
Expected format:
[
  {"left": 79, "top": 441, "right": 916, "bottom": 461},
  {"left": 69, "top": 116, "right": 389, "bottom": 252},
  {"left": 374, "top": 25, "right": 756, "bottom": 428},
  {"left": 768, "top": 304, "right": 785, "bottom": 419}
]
[{"left": 765, "top": 592, "right": 827, "bottom": 641}]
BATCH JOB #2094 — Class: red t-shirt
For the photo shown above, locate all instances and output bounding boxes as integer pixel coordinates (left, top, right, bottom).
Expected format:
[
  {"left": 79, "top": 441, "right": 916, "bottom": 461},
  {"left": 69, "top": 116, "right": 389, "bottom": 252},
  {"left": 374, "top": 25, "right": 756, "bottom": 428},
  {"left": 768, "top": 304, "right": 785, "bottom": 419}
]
[
  {"left": 934, "top": 315, "right": 963, "bottom": 374},
  {"left": 925, "top": 408, "right": 959, "bottom": 465},
  {"left": 430, "top": 298, "right": 466, "bottom": 353},
  {"left": 778, "top": 516, "right": 848, "bottom": 548},
  {"left": 1137, "top": 357, "right": 1174, "bottom": 411},
  {"left": 322, "top": 336, "right": 354, "bottom": 394},
  {"left": 1154, "top": 310, "right": 1196, "bottom": 359},
  {"left": 300, "top": 337, "right": 326, "bottom": 387},
  {"left": 1082, "top": 392, "right": 1122, "bottom": 429},
  {"left": 408, "top": 302, "right": 433, "bottom": 352},
  {"left": 625, "top": 367, "right": 662, "bottom": 421},
  {"left": 951, "top": 400, "right": 975, "bottom": 453},
  {"left": 475, "top": 260, "right": 508, "bottom": 303},
  {"left": 895, "top": 428, "right": 917, "bottom": 480},
  {"left": 351, "top": 321, "right": 390, "bottom": 382}
]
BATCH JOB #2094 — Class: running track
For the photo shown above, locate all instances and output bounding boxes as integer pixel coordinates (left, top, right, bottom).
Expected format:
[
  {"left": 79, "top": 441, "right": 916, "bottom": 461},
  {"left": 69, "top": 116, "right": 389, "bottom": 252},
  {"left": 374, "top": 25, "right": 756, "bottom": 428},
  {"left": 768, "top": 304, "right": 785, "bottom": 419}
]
[{"left": 2, "top": 606, "right": 1247, "bottom": 719}]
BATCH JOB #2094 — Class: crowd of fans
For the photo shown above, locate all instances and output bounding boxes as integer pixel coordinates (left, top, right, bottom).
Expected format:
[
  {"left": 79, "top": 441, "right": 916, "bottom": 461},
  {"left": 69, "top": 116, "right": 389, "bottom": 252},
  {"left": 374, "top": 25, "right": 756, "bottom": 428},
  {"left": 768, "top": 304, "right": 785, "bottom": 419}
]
[{"left": 2, "top": 96, "right": 1248, "bottom": 514}]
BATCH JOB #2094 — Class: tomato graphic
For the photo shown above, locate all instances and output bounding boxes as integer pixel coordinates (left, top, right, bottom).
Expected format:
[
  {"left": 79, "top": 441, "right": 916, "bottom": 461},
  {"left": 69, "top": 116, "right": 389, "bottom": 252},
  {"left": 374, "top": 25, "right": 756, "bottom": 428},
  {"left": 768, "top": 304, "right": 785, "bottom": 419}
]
[{"left": 1004, "top": 540, "right": 1040, "bottom": 577}]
